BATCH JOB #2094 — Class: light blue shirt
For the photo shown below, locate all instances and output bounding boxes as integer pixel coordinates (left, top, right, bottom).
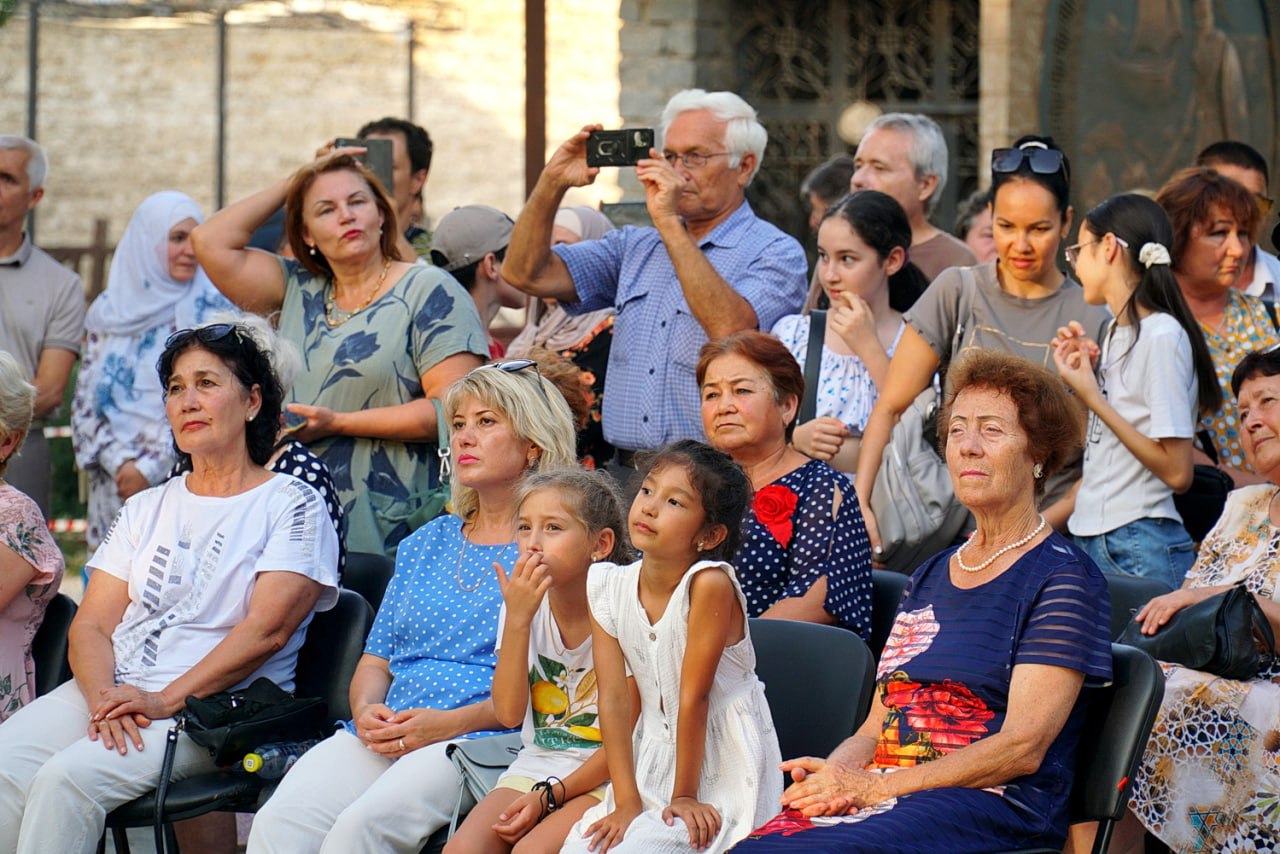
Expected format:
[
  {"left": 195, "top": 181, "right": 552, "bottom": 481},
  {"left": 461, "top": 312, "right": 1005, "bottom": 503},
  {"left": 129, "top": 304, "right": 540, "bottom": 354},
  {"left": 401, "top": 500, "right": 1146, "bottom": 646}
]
[{"left": 555, "top": 201, "right": 807, "bottom": 451}]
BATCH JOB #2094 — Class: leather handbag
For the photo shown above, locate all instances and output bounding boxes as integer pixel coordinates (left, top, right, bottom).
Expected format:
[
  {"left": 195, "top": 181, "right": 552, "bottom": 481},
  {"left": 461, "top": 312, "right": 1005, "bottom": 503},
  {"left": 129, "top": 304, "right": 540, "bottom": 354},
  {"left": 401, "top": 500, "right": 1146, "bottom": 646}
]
[
  {"left": 180, "top": 676, "right": 329, "bottom": 767},
  {"left": 869, "top": 268, "right": 977, "bottom": 574},
  {"left": 1117, "top": 583, "right": 1276, "bottom": 680},
  {"left": 445, "top": 732, "right": 523, "bottom": 836}
]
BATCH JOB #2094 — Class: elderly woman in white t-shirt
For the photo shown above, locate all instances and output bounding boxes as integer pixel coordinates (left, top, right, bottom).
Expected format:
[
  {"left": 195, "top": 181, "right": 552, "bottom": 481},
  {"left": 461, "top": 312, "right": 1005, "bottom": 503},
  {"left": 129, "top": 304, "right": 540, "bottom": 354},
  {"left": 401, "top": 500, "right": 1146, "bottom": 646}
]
[{"left": 0, "top": 322, "right": 339, "bottom": 854}]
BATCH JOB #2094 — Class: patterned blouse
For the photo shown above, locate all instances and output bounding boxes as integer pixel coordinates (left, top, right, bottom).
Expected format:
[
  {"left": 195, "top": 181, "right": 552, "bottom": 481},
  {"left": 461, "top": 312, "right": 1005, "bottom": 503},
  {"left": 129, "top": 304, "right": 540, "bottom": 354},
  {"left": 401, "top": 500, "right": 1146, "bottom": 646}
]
[{"left": 1198, "top": 289, "right": 1280, "bottom": 470}]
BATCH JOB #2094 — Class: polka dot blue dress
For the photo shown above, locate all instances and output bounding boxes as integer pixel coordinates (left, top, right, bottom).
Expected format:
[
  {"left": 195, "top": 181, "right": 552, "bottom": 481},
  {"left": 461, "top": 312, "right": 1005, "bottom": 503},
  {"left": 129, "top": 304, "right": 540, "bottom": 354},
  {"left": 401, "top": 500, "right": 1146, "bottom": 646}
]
[
  {"left": 341, "top": 514, "right": 513, "bottom": 738},
  {"left": 734, "top": 459, "right": 872, "bottom": 639}
]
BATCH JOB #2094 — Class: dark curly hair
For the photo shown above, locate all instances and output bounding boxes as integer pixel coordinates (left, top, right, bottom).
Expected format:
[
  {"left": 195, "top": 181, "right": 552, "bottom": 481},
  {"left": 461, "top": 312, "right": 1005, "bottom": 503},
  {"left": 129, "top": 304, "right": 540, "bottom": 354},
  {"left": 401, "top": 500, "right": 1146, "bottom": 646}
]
[
  {"left": 636, "top": 440, "right": 752, "bottom": 561},
  {"left": 157, "top": 323, "right": 283, "bottom": 468}
]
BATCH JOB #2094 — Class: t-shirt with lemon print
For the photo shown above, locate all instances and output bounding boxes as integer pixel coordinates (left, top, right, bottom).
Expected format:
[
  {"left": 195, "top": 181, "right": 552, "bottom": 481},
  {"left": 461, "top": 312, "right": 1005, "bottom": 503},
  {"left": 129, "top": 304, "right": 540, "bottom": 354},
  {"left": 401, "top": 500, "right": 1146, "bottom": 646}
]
[{"left": 495, "top": 597, "right": 623, "bottom": 783}]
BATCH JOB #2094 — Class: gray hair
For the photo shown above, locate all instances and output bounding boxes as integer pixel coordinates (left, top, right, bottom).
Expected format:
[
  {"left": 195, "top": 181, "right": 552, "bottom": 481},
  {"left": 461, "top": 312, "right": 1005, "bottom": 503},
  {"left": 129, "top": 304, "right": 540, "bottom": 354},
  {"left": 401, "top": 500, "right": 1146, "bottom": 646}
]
[
  {"left": 864, "top": 113, "right": 948, "bottom": 215},
  {"left": 0, "top": 135, "right": 48, "bottom": 190},
  {"left": 0, "top": 350, "right": 35, "bottom": 474},
  {"left": 203, "top": 312, "right": 301, "bottom": 394},
  {"left": 443, "top": 364, "right": 579, "bottom": 522},
  {"left": 660, "top": 89, "right": 767, "bottom": 183}
]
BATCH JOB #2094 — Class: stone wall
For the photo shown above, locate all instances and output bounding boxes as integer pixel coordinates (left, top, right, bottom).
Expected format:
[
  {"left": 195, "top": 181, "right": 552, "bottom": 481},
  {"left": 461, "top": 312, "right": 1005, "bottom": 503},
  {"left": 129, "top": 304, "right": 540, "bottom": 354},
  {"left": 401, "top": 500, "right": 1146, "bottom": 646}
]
[{"left": 0, "top": 0, "right": 621, "bottom": 252}]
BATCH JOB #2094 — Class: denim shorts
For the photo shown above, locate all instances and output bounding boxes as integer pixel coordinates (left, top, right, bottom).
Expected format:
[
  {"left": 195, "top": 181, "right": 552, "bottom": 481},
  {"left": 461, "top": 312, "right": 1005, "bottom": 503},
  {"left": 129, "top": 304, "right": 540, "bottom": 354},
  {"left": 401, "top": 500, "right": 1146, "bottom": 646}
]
[{"left": 1074, "top": 517, "right": 1196, "bottom": 591}]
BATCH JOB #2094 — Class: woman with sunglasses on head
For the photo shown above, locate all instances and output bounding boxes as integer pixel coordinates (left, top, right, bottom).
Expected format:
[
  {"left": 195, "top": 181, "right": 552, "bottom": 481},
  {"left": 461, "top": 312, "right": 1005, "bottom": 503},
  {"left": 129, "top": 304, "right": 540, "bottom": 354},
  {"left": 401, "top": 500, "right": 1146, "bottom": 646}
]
[
  {"left": 0, "top": 323, "right": 340, "bottom": 854},
  {"left": 1051, "top": 194, "right": 1220, "bottom": 589},
  {"left": 1156, "top": 167, "right": 1279, "bottom": 488},
  {"left": 193, "top": 148, "right": 489, "bottom": 557},
  {"left": 249, "top": 360, "right": 578, "bottom": 854},
  {"left": 853, "top": 136, "right": 1110, "bottom": 559},
  {"left": 71, "top": 191, "right": 237, "bottom": 555}
]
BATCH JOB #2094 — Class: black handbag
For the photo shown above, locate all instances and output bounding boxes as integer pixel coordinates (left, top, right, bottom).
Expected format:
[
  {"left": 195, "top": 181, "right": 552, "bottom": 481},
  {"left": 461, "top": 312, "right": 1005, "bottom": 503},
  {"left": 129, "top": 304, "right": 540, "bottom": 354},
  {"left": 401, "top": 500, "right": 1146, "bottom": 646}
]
[
  {"left": 1173, "top": 432, "right": 1235, "bottom": 542},
  {"left": 180, "top": 676, "right": 329, "bottom": 766},
  {"left": 1118, "top": 583, "right": 1277, "bottom": 680}
]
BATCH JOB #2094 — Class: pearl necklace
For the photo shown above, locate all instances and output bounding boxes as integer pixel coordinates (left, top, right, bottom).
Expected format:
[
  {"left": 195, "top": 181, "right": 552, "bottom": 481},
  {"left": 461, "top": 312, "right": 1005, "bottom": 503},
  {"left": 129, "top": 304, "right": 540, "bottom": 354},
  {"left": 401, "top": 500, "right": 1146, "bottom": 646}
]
[
  {"left": 954, "top": 515, "right": 1046, "bottom": 573},
  {"left": 325, "top": 258, "right": 391, "bottom": 328}
]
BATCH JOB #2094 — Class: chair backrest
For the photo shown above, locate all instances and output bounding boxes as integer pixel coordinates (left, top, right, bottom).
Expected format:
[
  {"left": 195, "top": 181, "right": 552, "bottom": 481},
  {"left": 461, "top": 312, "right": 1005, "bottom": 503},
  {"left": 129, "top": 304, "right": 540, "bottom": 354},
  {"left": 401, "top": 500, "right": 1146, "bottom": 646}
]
[
  {"left": 870, "top": 570, "right": 910, "bottom": 661},
  {"left": 1071, "top": 644, "right": 1166, "bottom": 853},
  {"left": 32, "top": 592, "right": 77, "bottom": 696},
  {"left": 294, "top": 589, "right": 374, "bottom": 723},
  {"left": 1105, "top": 574, "right": 1172, "bottom": 640},
  {"left": 341, "top": 551, "right": 396, "bottom": 614},
  {"left": 750, "top": 617, "right": 875, "bottom": 762}
]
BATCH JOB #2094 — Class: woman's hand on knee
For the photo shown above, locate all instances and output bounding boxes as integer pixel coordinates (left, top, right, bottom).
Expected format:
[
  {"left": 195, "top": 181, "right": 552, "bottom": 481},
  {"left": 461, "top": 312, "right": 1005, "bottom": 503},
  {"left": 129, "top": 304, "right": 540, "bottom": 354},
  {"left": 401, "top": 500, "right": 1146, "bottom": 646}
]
[
  {"left": 365, "top": 707, "right": 453, "bottom": 756},
  {"left": 87, "top": 712, "right": 151, "bottom": 755},
  {"left": 93, "top": 684, "right": 176, "bottom": 723}
]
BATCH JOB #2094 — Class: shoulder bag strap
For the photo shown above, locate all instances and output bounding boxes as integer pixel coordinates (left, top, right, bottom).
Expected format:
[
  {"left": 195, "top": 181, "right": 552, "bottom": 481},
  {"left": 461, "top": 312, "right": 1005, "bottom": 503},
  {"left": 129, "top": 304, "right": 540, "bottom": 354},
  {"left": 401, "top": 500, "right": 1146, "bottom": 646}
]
[
  {"left": 431, "top": 398, "right": 452, "bottom": 488},
  {"left": 799, "top": 311, "right": 826, "bottom": 424},
  {"left": 152, "top": 719, "right": 183, "bottom": 854}
]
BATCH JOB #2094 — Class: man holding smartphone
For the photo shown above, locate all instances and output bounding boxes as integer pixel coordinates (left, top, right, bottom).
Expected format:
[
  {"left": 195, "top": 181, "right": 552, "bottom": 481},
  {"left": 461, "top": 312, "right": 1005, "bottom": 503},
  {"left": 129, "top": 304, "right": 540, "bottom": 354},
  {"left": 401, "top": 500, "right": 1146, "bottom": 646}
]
[
  {"left": 357, "top": 117, "right": 435, "bottom": 259},
  {"left": 504, "top": 89, "right": 806, "bottom": 467}
]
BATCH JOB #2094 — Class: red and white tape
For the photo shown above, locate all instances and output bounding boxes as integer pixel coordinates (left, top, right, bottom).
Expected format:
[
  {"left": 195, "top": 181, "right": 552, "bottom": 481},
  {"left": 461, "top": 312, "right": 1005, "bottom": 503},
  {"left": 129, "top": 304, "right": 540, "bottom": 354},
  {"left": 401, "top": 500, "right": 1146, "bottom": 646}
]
[
  {"left": 47, "top": 518, "right": 88, "bottom": 533},
  {"left": 42, "top": 426, "right": 74, "bottom": 439}
]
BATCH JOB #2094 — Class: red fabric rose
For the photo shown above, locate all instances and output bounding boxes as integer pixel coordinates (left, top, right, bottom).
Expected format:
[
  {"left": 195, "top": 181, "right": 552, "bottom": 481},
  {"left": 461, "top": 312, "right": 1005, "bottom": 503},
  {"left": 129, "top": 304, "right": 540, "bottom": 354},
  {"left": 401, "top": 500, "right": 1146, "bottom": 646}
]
[
  {"left": 754, "top": 483, "right": 799, "bottom": 547},
  {"left": 747, "top": 808, "right": 815, "bottom": 838}
]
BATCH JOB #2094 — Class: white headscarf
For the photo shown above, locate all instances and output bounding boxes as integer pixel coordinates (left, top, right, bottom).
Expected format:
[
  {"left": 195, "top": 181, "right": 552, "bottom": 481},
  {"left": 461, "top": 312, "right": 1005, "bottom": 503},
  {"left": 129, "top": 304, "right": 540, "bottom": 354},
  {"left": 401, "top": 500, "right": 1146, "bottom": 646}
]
[{"left": 85, "top": 191, "right": 216, "bottom": 336}]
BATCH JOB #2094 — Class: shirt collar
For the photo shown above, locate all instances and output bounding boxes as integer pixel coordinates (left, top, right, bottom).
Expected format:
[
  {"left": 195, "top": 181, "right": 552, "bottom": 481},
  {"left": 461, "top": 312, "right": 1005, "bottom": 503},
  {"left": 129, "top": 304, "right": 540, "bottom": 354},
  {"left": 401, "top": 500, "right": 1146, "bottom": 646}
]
[
  {"left": 0, "top": 233, "right": 34, "bottom": 267},
  {"left": 694, "top": 199, "right": 755, "bottom": 250}
]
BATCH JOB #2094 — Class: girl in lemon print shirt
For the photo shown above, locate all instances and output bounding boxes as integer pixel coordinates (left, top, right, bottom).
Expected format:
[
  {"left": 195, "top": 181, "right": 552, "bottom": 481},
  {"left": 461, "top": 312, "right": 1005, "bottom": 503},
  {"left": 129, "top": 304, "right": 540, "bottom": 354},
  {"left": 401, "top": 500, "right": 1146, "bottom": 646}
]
[{"left": 446, "top": 469, "right": 633, "bottom": 854}]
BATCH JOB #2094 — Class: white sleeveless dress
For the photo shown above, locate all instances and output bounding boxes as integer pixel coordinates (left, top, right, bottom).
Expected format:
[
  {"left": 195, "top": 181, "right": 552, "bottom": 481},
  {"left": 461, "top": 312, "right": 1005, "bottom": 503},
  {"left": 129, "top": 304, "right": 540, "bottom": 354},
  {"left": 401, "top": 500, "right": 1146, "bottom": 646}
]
[{"left": 561, "top": 559, "right": 783, "bottom": 854}]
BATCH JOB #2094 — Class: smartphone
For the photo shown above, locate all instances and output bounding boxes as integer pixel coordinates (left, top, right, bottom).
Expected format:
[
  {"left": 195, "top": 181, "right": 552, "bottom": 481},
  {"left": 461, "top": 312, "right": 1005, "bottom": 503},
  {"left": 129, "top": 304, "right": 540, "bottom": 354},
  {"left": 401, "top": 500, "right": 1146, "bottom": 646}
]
[
  {"left": 336, "top": 137, "right": 394, "bottom": 196},
  {"left": 586, "top": 128, "right": 655, "bottom": 168}
]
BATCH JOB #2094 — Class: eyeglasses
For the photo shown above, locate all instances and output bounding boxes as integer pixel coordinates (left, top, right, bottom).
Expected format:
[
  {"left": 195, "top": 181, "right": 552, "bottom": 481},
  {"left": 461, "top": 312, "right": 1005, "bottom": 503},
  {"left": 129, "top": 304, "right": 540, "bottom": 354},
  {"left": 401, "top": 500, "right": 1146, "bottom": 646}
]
[
  {"left": 1064, "top": 235, "right": 1127, "bottom": 268},
  {"left": 164, "top": 323, "right": 242, "bottom": 351},
  {"left": 475, "top": 359, "right": 551, "bottom": 407},
  {"left": 992, "top": 146, "right": 1065, "bottom": 176},
  {"left": 663, "top": 151, "right": 732, "bottom": 169}
]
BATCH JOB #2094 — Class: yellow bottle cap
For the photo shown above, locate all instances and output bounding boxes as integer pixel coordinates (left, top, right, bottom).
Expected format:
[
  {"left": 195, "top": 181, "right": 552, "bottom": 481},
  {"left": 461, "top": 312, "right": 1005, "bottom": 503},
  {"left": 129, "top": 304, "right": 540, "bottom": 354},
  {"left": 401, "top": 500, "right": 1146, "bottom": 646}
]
[{"left": 243, "top": 753, "right": 263, "bottom": 773}]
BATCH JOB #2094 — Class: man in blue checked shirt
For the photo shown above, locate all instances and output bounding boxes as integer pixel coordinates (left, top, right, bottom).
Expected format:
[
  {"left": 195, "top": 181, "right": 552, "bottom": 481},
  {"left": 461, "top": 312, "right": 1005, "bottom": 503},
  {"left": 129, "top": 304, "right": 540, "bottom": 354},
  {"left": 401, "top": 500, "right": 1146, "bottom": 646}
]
[{"left": 505, "top": 89, "right": 807, "bottom": 464}]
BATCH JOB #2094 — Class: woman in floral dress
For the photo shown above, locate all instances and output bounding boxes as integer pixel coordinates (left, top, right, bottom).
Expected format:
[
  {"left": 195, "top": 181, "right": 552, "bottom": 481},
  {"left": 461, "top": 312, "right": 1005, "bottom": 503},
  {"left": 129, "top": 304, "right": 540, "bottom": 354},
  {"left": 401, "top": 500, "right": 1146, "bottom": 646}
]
[
  {"left": 1125, "top": 349, "right": 1280, "bottom": 853},
  {"left": 733, "top": 351, "right": 1112, "bottom": 853},
  {"left": 697, "top": 331, "right": 872, "bottom": 638},
  {"left": 0, "top": 351, "right": 63, "bottom": 720}
]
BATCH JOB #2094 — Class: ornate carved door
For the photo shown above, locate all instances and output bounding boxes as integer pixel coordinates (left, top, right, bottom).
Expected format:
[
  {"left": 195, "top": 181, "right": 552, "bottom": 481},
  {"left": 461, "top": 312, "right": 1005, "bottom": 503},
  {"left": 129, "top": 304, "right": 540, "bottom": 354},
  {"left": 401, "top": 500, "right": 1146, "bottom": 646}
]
[{"left": 731, "top": 0, "right": 980, "bottom": 244}]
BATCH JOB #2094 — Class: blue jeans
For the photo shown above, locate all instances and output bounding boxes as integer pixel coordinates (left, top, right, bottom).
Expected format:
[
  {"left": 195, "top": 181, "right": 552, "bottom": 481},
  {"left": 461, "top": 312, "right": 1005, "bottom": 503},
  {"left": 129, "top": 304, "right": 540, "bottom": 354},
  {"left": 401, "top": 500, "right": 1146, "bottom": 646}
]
[{"left": 1075, "top": 518, "right": 1195, "bottom": 590}]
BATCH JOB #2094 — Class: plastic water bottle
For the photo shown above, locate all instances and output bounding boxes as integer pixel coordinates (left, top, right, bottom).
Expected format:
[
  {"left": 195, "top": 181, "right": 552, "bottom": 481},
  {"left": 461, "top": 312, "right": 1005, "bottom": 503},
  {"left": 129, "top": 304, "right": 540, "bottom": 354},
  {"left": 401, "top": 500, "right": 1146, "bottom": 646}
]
[{"left": 242, "top": 739, "right": 320, "bottom": 779}]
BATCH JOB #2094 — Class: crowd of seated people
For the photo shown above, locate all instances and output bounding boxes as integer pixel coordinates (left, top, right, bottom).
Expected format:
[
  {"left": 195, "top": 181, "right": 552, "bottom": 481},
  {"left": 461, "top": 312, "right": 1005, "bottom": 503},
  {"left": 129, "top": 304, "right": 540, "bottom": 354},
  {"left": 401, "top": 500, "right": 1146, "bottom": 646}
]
[{"left": 1, "top": 85, "right": 1279, "bottom": 854}]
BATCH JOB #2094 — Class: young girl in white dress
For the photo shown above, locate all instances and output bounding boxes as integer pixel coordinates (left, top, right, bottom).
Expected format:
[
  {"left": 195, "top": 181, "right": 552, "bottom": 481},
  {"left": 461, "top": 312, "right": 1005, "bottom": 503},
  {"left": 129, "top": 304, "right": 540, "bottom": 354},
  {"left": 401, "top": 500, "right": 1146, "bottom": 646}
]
[
  {"left": 1052, "top": 193, "right": 1221, "bottom": 589},
  {"left": 772, "top": 190, "right": 929, "bottom": 477},
  {"left": 445, "top": 469, "right": 632, "bottom": 854},
  {"left": 563, "top": 440, "right": 783, "bottom": 854}
]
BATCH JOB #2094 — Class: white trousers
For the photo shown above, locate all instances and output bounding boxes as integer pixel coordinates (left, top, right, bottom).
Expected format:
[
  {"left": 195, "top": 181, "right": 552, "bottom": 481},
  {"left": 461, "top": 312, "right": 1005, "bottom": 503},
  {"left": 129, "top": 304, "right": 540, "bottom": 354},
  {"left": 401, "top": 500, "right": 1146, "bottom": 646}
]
[
  {"left": 0, "top": 680, "right": 216, "bottom": 854},
  {"left": 247, "top": 729, "right": 466, "bottom": 854}
]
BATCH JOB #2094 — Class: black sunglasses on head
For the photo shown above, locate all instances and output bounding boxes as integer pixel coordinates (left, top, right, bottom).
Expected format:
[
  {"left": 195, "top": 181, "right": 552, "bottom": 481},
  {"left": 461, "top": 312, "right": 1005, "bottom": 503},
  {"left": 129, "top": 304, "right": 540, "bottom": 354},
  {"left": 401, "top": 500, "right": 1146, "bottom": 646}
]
[
  {"left": 164, "top": 323, "right": 242, "bottom": 351},
  {"left": 475, "top": 359, "right": 552, "bottom": 406},
  {"left": 991, "top": 146, "right": 1065, "bottom": 176}
]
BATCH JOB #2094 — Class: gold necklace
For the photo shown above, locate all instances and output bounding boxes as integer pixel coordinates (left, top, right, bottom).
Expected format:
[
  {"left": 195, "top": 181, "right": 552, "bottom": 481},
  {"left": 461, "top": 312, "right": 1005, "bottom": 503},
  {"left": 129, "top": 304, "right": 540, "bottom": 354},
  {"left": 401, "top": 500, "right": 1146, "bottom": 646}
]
[
  {"left": 325, "top": 258, "right": 391, "bottom": 328},
  {"left": 955, "top": 515, "right": 1046, "bottom": 573},
  {"left": 455, "top": 524, "right": 512, "bottom": 592}
]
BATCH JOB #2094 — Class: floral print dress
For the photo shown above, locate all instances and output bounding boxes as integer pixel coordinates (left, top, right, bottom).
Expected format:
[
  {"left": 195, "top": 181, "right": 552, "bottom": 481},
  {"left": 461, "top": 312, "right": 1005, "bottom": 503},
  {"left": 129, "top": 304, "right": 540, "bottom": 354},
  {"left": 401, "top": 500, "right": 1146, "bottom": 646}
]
[
  {"left": 0, "top": 484, "right": 64, "bottom": 720},
  {"left": 277, "top": 259, "right": 488, "bottom": 556},
  {"left": 1198, "top": 289, "right": 1280, "bottom": 471},
  {"left": 734, "top": 459, "right": 872, "bottom": 639},
  {"left": 1129, "top": 484, "right": 1280, "bottom": 853},
  {"left": 735, "top": 533, "right": 1112, "bottom": 853}
]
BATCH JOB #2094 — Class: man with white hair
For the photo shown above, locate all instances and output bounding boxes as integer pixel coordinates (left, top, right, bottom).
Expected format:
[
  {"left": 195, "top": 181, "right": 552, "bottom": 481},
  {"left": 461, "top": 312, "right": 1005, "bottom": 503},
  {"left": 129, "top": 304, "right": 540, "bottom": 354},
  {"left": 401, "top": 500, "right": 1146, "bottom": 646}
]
[
  {"left": 505, "top": 89, "right": 807, "bottom": 461},
  {"left": 0, "top": 135, "right": 84, "bottom": 515},
  {"left": 851, "top": 113, "right": 977, "bottom": 280}
]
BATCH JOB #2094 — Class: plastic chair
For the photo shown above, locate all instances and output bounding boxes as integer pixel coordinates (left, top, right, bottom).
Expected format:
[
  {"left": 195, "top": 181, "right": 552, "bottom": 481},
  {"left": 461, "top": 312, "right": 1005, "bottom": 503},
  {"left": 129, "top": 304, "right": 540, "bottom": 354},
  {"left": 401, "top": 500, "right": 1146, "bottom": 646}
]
[
  {"left": 32, "top": 592, "right": 77, "bottom": 696},
  {"left": 341, "top": 550, "right": 396, "bottom": 614},
  {"left": 869, "top": 569, "right": 909, "bottom": 661},
  {"left": 750, "top": 617, "right": 876, "bottom": 763},
  {"left": 103, "top": 589, "right": 374, "bottom": 852},
  {"left": 1105, "top": 574, "right": 1173, "bottom": 641},
  {"left": 998, "top": 643, "right": 1166, "bottom": 854}
]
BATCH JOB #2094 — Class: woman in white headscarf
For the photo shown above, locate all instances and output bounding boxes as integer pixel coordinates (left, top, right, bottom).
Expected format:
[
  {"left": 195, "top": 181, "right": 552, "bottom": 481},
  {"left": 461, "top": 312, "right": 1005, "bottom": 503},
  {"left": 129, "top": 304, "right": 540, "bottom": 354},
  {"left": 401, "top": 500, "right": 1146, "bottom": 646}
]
[
  {"left": 508, "top": 205, "right": 617, "bottom": 468},
  {"left": 71, "top": 191, "right": 236, "bottom": 550}
]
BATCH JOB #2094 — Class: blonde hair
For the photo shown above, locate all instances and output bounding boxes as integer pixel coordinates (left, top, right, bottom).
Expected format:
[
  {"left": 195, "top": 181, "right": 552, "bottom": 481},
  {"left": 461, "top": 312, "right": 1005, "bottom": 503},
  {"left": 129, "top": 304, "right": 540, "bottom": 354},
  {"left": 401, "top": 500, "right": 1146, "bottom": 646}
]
[
  {"left": 514, "top": 467, "right": 634, "bottom": 564},
  {"left": 444, "top": 364, "right": 578, "bottom": 521},
  {"left": 0, "top": 351, "right": 35, "bottom": 475}
]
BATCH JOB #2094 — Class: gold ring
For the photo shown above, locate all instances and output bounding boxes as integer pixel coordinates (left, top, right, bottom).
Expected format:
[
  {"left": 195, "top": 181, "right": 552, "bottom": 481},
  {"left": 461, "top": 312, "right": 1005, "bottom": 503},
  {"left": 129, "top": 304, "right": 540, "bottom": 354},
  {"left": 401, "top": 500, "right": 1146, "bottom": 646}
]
[{"left": 399, "top": 737, "right": 405, "bottom": 751}]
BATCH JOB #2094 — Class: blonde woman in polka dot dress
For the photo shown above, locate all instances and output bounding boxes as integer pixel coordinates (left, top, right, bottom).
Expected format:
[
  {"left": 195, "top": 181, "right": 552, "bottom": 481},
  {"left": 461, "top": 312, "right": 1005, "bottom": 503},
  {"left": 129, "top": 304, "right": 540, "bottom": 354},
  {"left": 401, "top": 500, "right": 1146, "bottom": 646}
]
[
  {"left": 697, "top": 332, "right": 872, "bottom": 639},
  {"left": 250, "top": 361, "right": 579, "bottom": 853}
]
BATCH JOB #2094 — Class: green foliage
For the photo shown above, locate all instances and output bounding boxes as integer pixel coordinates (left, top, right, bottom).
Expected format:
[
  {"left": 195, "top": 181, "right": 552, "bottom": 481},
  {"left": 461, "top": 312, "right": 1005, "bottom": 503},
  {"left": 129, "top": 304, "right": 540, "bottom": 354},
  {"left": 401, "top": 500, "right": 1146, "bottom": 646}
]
[{"left": 0, "top": 0, "right": 17, "bottom": 30}]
